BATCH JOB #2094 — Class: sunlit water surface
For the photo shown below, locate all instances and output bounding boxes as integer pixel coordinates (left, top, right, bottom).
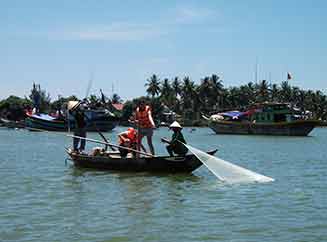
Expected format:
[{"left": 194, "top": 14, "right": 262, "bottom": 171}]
[{"left": 0, "top": 127, "right": 326, "bottom": 242}]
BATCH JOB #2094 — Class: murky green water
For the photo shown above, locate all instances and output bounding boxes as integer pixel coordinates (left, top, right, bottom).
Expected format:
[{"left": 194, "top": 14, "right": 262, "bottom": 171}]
[{"left": 0, "top": 127, "right": 326, "bottom": 242}]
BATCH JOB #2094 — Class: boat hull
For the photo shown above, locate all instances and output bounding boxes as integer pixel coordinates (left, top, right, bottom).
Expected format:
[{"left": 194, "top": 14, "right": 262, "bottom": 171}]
[
  {"left": 67, "top": 149, "right": 218, "bottom": 173},
  {"left": 208, "top": 120, "right": 318, "bottom": 136},
  {"left": 25, "top": 115, "right": 118, "bottom": 132},
  {"left": 0, "top": 118, "right": 25, "bottom": 129}
]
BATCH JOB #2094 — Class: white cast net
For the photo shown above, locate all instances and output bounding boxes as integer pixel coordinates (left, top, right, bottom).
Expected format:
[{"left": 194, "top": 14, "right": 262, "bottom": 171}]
[{"left": 186, "top": 144, "right": 274, "bottom": 184}]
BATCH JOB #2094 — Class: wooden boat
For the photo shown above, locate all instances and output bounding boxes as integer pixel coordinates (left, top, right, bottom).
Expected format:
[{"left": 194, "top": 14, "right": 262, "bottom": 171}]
[
  {"left": 206, "top": 119, "right": 318, "bottom": 136},
  {"left": 25, "top": 110, "right": 119, "bottom": 132},
  {"left": 204, "top": 103, "right": 318, "bottom": 136},
  {"left": 66, "top": 148, "right": 218, "bottom": 173},
  {"left": 0, "top": 118, "right": 25, "bottom": 129}
]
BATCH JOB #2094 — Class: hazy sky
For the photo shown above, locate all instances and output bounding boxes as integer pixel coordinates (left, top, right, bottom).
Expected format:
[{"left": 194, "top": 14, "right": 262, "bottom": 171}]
[{"left": 1, "top": 0, "right": 326, "bottom": 101}]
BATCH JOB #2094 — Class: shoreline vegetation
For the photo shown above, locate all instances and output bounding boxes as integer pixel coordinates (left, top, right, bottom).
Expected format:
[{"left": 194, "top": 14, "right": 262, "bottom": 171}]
[{"left": 1, "top": 74, "right": 327, "bottom": 127}]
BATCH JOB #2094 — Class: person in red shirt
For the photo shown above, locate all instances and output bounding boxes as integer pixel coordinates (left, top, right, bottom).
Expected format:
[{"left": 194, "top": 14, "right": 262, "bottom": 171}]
[
  {"left": 117, "top": 127, "right": 145, "bottom": 158},
  {"left": 134, "top": 99, "right": 156, "bottom": 155}
]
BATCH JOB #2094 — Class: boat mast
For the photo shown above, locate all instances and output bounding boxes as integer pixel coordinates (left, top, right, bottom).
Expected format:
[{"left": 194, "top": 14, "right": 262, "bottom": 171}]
[
  {"left": 255, "top": 58, "right": 258, "bottom": 83},
  {"left": 85, "top": 71, "right": 94, "bottom": 99}
]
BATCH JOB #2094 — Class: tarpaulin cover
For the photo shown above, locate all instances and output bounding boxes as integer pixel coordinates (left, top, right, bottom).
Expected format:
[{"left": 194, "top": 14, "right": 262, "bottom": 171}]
[
  {"left": 30, "top": 113, "right": 57, "bottom": 121},
  {"left": 221, "top": 111, "right": 245, "bottom": 118}
]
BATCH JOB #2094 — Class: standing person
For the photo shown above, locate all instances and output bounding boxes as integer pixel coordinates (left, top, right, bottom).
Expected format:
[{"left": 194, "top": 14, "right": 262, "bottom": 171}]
[
  {"left": 31, "top": 84, "right": 41, "bottom": 114},
  {"left": 134, "top": 99, "right": 156, "bottom": 155},
  {"left": 68, "top": 101, "right": 87, "bottom": 153},
  {"left": 161, "top": 121, "right": 188, "bottom": 156}
]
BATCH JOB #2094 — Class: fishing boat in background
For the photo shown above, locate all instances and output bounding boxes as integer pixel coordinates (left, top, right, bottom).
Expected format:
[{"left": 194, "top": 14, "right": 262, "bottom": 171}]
[
  {"left": 25, "top": 109, "right": 119, "bottom": 132},
  {"left": 0, "top": 117, "right": 25, "bottom": 129},
  {"left": 203, "top": 102, "right": 319, "bottom": 136},
  {"left": 66, "top": 148, "right": 217, "bottom": 173}
]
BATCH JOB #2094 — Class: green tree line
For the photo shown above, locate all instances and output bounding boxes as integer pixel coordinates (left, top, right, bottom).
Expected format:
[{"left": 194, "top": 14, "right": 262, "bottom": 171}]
[
  {"left": 1, "top": 76, "right": 326, "bottom": 123},
  {"left": 143, "top": 74, "right": 327, "bottom": 124},
  {"left": 0, "top": 84, "right": 122, "bottom": 120}
]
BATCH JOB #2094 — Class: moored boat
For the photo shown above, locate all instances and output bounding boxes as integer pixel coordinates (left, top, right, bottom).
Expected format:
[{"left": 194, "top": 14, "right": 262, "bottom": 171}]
[
  {"left": 66, "top": 148, "right": 218, "bottom": 173},
  {"left": 25, "top": 109, "right": 119, "bottom": 132},
  {"left": 0, "top": 118, "right": 25, "bottom": 129},
  {"left": 204, "top": 103, "right": 319, "bottom": 136}
]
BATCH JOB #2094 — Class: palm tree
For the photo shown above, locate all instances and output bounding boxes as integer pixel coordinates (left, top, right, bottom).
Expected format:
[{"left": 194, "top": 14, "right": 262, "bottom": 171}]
[
  {"left": 227, "top": 87, "right": 241, "bottom": 109},
  {"left": 270, "top": 83, "right": 280, "bottom": 103},
  {"left": 312, "top": 90, "right": 326, "bottom": 119},
  {"left": 170, "top": 77, "right": 182, "bottom": 114},
  {"left": 171, "top": 77, "right": 181, "bottom": 98},
  {"left": 160, "top": 78, "right": 174, "bottom": 107},
  {"left": 145, "top": 74, "right": 161, "bottom": 98},
  {"left": 198, "top": 76, "right": 211, "bottom": 112},
  {"left": 316, "top": 93, "right": 327, "bottom": 120},
  {"left": 304, "top": 90, "right": 315, "bottom": 113},
  {"left": 181, "top": 76, "right": 200, "bottom": 120},
  {"left": 181, "top": 77, "right": 197, "bottom": 104},
  {"left": 296, "top": 90, "right": 306, "bottom": 111},
  {"left": 255, "top": 80, "right": 270, "bottom": 103},
  {"left": 140, "top": 75, "right": 327, "bottom": 122},
  {"left": 291, "top": 86, "right": 300, "bottom": 104},
  {"left": 246, "top": 82, "right": 256, "bottom": 104},
  {"left": 239, "top": 85, "right": 250, "bottom": 108},
  {"left": 280, "top": 81, "right": 292, "bottom": 102},
  {"left": 209, "top": 74, "right": 224, "bottom": 110}
]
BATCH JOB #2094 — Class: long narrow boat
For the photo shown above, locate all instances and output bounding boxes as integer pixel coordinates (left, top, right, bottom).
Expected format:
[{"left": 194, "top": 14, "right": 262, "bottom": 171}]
[
  {"left": 66, "top": 148, "right": 218, "bottom": 173},
  {"left": 206, "top": 119, "right": 318, "bottom": 136},
  {"left": 25, "top": 110, "right": 119, "bottom": 132},
  {"left": 0, "top": 118, "right": 25, "bottom": 129},
  {"left": 204, "top": 102, "right": 318, "bottom": 136}
]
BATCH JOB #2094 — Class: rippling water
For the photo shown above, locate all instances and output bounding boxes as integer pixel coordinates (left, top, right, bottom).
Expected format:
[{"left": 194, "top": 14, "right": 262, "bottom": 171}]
[{"left": 0, "top": 127, "right": 326, "bottom": 242}]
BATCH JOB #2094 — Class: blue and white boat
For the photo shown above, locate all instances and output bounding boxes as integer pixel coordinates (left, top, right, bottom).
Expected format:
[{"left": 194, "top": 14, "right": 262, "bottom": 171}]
[{"left": 25, "top": 109, "right": 119, "bottom": 132}]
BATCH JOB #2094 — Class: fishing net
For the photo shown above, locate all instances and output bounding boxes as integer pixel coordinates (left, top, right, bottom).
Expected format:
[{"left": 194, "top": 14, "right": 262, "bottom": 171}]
[{"left": 186, "top": 144, "right": 274, "bottom": 184}]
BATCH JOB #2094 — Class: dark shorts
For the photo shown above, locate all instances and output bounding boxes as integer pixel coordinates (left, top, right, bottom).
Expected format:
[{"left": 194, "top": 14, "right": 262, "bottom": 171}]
[
  {"left": 119, "top": 145, "right": 137, "bottom": 158},
  {"left": 139, "top": 127, "right": 154, "bottom": 137},
  {"left": 119, "top": 147, "right": 129, "bottom": 158},
  {"left": 167, "top": 144, "right": 188, "bottom": 156}
]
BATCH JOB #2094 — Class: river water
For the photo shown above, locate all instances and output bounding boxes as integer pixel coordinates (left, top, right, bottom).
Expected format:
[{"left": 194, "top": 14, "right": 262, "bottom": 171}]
[{"left": 0, "top": 127, "right": 326, "bottom": 242}]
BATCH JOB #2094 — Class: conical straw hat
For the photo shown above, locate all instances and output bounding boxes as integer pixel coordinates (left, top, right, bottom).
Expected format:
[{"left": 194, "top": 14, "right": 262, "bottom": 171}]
[
  {"left": 67, "top": 101, "right": 80, "bottom": 111},
  {"left": 169, "top": 121, "right": 182, "bottom": 129}
]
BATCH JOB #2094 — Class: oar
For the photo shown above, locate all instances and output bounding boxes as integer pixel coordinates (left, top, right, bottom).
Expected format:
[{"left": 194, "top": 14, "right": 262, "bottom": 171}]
[
  {"left": 87, "top": 117, "right": 116, "bottom": 151},
  {"left": 67, "top": 134, "right": 155, "bottom": 157},
  {"left": 160, "top": 137, "right": 171, "bottom": 144}
]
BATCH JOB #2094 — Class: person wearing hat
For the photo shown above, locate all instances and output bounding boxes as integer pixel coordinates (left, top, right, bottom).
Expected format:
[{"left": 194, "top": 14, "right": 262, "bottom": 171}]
[
  {"left": 117, "top": 127, "right": 145, "bottom": 158},
  {"left": 68, "top": 101, "right": 87, "bottom": 153},
  {"left": 161, "top": 121, "right": 188, "bottom": 156}
]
